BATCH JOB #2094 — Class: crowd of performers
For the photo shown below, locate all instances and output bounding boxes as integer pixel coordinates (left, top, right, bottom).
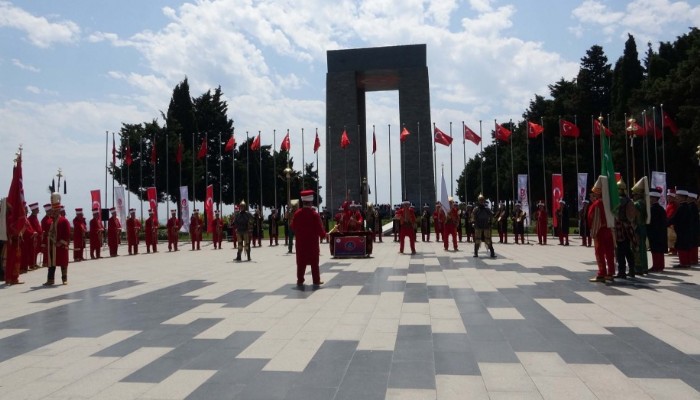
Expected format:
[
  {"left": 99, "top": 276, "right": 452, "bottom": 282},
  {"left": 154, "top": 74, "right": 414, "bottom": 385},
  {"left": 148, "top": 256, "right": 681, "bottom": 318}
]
[{"left": 4, "top": 176, "right": 698, "bottom": 286}]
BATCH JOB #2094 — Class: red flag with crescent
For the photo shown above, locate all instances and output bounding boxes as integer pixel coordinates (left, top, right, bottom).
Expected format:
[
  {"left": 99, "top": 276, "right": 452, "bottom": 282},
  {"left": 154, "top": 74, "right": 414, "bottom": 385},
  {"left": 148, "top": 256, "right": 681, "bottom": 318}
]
[
  {"left": 400, "top": 127, "right": 410, "bottom": 142},
  {"left": 434, "top": 126, "right": 453, "bottom": 146},
  {"left": 90, "top": 190, "right": 101, "bottom": 213},
  {"left": 495, "top": 123, "right": 512, "bottom": 142},
  {"left": 224, "top": 134, "right": 235, "bottom": 152},
  {"left": 464, "top": 125, "right": 481, "bottom": 145},
  {"left": 147, "top": 187, "right": 157, "bottom": 222},
  {"left": 340, "top": 130, "right": 350, "bottom": 149},
  {"left": 528, "top": 121, "right": 544, "bottom": 138},
  {"left": 281, "top": 131, "right": 291, "bottom": 152},
  {"left": 125, "top": 146, "right": 133, "bottom": 166},
  {"left": 197, "top": 137, "right": 207, "bottom": 159},
  {"left": 314, "top": 131, "right": 321, "bottom": 153},
  {"left": 205, "top": 184, "right": 214, "bottom": 233},
  {"left": 559, "top": 120, "right": 579, "bottom": 138},
  {"left": 251, "top": 134, "right": 261, "bottom": 151},
  {"left": 551, "top": 174, "right": 563, "bottom": 228},
  {"left": 662, "top": 111, "right": 678, "bottom": 135}
]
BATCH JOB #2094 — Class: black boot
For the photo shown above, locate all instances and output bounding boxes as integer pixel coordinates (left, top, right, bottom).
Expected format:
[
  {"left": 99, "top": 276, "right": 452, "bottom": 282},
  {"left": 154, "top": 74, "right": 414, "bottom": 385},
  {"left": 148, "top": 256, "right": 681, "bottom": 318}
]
[
  {"left": 246, "top": 249, "right": 251, "bottom": 261},
  {"left": 235, "top": 249, "right": 242, "bottom": 261},
  {"left": 489, "top": 244, "right": 496, "bottom": 258},
  {"left": 473, "top": 243, "right": 480, "bottom": 258}
]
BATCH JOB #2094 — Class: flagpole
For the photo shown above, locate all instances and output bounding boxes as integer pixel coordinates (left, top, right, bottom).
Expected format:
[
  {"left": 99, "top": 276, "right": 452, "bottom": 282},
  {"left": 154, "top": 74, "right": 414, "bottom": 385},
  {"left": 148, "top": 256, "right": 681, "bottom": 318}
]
[
  {"left": 418, "top": 121, "right": 422, "bottom": 206},
  {"left": 660, "top": 104, "right": 666, "bottom": 172},
  {"left": 302, "top": 127, "right": 306, "bottom": 189},
  {"left": 140, "top": 135, "right": 143, "bottom": 220},
  {"left": 167, "top": 132, "right": 170, "bottom": 217},
  {"left": 246, "top": 131, "right": 250, "bottom": 204},
  {"left": 591, "top": 116, "right": 596, "bottom": 178},
  {"left": 558, "top": 116, "right": 563, "bottom": 175},
  {"left": 232, "top": 128, "right": 236, "bottom": 206},
  {"left": 462, "top": 121, "right": 467, "bottom": 204},
  {"left": 259, "top": 130, "right": 262, "bottom": 210},
  {"left": 624, "top": 113, "right": 630, "bottom": 185},
  {"left": 509, "top": 119, "right": 514, "bottom": 203},
  {"left": 526, "top": 123, "right": 532, "bottom": 233},
  {"left": 432, "top": 122, "right": 437, "bottom": 202},
  {"left": 205, "top": 132, "right": 208, "bottom": 212},
  {"left": 329, "top": 126, "right": 334, "bottom": 209},
  {"left": 274, "top": 130, "right": 277, "bottom": 209},
  {"left": 494, "top": 119, "right": 499, "bottom": 204},
  {"left": 479, "top": 120, "right": 484, "bottom": 194},
  {"left": 373, "top": 125, "right": 378, "bottom": 206},
  {"left": 179, "top": 133, "right": 182, "bottom": 212},
  {"left": 105, "top": 131, "right": 109, "bottom": 209},
  {"left": 402, "top": 124, "right": 406, "bottom": 200},
  {"left": 192, "top": 132, "right": 196, "bottom": 215},
  {"left": 111, "top": 132, "right": 116, "bottom": 208},
  {"left": 574, "top": 115, "right": 579, "bottom": 179},
  {"left": 388, "top": 124, "right": 393, "bottom": 208},
  {"left": 127, "top": 136, "right": 131, "bottom": 210},
  {"left": 641, "top": 111, "right": 649, "bottom": 178},
  {"left": 541, "top": 117, "right": 547, "bottom": 210},
  {"left": 357, "top": 124, "right": 361, "bottom": 198},
  {"left": 651, "top": 107, "right": 658, "bottom": 171},
  {"left": 344, "top": 126, "right": 348, "bottom": 197},
  {"left": 316, "top": 128, "right": 321, "bottom": 209},
  {"left": 648, "top": 109, "right": 657, "bottom": 171},
  {"left": 449, "top": 122, "right": 453, "bottom": 196}
]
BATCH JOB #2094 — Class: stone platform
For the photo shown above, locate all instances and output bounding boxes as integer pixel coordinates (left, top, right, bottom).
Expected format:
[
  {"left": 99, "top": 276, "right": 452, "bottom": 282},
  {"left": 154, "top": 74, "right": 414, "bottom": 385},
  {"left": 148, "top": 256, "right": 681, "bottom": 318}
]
[{"left": 1, "top": 235, "right": 699, "bottom": 399}]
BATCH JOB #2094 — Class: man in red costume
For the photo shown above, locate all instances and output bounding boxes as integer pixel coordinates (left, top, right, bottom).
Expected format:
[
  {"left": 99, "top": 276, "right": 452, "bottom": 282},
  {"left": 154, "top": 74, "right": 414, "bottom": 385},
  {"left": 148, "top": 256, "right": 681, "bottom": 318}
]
[
  {"left": 397, "top": 201, "right": 417, "bottom": 254},
  {"left": 89, "top": 208, "right": 104, "bottom": 259},
  {"left": 73, "top": 208, "right": 87, "bottom": 262},
  {"left": 107, "top": 208, "right": 121, "bottom": 257},
  {"left": 5, "top": 204, "right": 30, "bottom": 285},
  {"left": 26, "top": 202, "right": 42, "bottom": 270},
  {"left": 144, "top": 209, "right": 158, "bottom": 253},
  {"left": 535, "top": 202, "right": 548, "bottom": 245},
  {"left": 212, "top": 210, "right": 224, "bottom": 249},
  {"left": 126, "top": 208, "right": 141, "bottom": 255},
  {"left": 588, "top": 179, "right": 615, "bottom": 282},
  {"left": 167, "top": 209, "right": 181, "bottom": 251},
  {"left": 291, "top": 190, "right": 326, "bottom": 287},
  {"left": 40, "top": 203, "right": 53, "bottom": 266},
  {"left": 433, "top": 202, "right": 445, "bottom": 243},
  {"left": 190, "top": 209, "right": 202, "bottom": 250},
  {"left": 666, "top": 191, "right": 678, "bottom": 255},
  {"left": 443, "top": 198, "right": 459, "bottom": 251},
  {"left": 44, "top": 193, "right": 71, "bottom": 285},
  {"left": 19, "top": 204, "right": 37, "bottom": 274}
]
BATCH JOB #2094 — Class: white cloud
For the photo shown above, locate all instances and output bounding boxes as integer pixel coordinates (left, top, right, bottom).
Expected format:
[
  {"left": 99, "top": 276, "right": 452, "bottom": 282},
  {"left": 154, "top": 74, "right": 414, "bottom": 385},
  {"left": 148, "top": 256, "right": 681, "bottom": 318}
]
[
  {"left": 12, "top": 58, "right": 40, "bottom": 72},
  {"left": 0, "top": 1, "right": 80, "bottom": 48}
]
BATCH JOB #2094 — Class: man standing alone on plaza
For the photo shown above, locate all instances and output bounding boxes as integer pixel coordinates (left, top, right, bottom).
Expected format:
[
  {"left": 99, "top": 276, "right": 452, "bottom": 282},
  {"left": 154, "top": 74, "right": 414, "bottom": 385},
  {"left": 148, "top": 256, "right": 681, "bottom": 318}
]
[{"left": 291, "top": 190, "right": 326, "bottom": 287}]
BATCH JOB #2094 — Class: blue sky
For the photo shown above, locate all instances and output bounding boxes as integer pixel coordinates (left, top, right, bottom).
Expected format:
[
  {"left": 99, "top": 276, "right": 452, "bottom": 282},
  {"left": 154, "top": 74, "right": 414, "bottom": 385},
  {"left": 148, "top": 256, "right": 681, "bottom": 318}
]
[{"left": 2, "top": 0, "right": 699, "bottom": 219}]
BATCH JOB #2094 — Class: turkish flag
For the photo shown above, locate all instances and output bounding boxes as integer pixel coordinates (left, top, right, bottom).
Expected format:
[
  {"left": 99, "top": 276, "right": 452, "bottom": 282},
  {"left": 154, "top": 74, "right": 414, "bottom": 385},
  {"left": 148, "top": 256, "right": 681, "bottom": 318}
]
[
  {"left": 646, "top": 118, "right": 662, "bottom": 139},
  {"left": 147, "top": 187, "right": 157, "bottom": 222},
  {"left": 559, "top": 120, "right": 579, "bottom": 138},
  {"left": 150, "top": 140, "right": 157, "bottom": 164},
  {"left": 400, "top": 127, "right": 410, "bottom": 142},
  {"left": 251, "top": 134, "right": 261, "bottom": 151},
  {"left": 205, "top": 185, "right": 214, "bottom": 233},
  {"left": 224, "top": 134, "right": 235, "bottom": 152},
  {"left": 593, "top": 119, "right": 612, "bottom": 136},
  {"left": 281, "top": 131, "right": 291, "bottom": 152},
  {"left": 372, "top": 131, "right": 377, "bottom": 154},
  {"left": 313, "top": 131, "right": 321, "bottom": 153},
  {"left": 528, "top": 121, "right": 544, "bottom": 138},
  {"left": 90, "top": 190, "right": 101, "bottom": 213},
  {"left": 464, "top": 125, "right": 481, "bottom": 145},
  {"left": 340, "top": 129, "right": 350, "bottom": 149},
  {"left": 7, "top": 153, "right": 27, "bottom": 235},
  {"left": 662, "top": 111, "right": 678, "bottom": 135},
  {"left": 197, "top": 137, "right": 207, "bottom": 159},
  {"left": 626, "top": 121, "right": 644, "bottom": 136},
  {"left": 495, "top": 123, "right": 511, "bottom": 143},
  {"left": 434, "top": 126, "right": 453, "bottom": 146},
  {"left": 125, "top": 146, "right": 133, "bottom": 166},
  {"left": 551, "top": 174, "right": 563, "bottom": 228},
  {"left": 176, "top": 141, "right": 183, "bottom": 164}
]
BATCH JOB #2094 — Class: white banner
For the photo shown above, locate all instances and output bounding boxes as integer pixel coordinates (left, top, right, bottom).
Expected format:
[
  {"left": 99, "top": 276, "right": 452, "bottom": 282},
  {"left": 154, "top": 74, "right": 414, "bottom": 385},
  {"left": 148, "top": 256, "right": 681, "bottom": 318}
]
[
  {"left": 114, "top": 186, "right": 126, "bottom": 231},
  {"left": 440, "top": 170, "right": 449, "bottom": 214},
  {"left": 179, "top": 186, "right": 190, "bottom": 233},
  {"left": 517, "top": 174, "right": 530, "bottom": 226},
  {"left": 577, "top": 173, "right": 588, "bottom": 211},
  {"left": 651, "top": 171, "right": 667, "bottom": 208}
]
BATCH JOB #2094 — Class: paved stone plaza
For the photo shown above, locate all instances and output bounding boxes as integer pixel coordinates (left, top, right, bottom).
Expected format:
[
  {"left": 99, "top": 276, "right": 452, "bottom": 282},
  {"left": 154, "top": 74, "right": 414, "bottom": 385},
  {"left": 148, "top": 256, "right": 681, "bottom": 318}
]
[{"left": 1, "top": 235, "right": 699, "bottom": 400}]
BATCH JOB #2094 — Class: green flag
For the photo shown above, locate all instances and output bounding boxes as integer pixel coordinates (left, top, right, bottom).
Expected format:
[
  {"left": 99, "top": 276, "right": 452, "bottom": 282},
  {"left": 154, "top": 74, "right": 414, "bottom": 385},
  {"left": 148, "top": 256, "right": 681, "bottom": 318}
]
[{"left": 600, "top": 121, "right": 619, "bottom": 216}]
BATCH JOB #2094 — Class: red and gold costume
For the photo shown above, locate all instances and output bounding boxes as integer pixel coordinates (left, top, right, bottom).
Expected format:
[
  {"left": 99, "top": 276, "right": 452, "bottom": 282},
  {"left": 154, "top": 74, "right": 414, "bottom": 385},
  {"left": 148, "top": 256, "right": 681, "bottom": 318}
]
[
  {"left": 145, "top": 212, "right": 158, "bottom": 253},
  {"left": 443, "top": 202, "right": 459, "bottom": 251},
  {"left": 5, "top": 206, "right": 29, "bottom": 285},
  {"left": 19, "top": 208, "right": 36, "bottom": 274},
  {"left": 397, "top": 203, "right": 417, "bottom": 254},
  {"left": 190, "top": 211, "right": 202, "bottom": 250},
  {"left": 107, "top": 210, "right": 121, "bottom": 257},
  {"left": 291, "top": 190, "right": 326, "bottom": 285},
  {"left": 40, "top": 204, "right": 53, "bottom": 266},
  {"left": 588, "top": 194, "right": 615, "bottom": 280},
  {"left": 433, "top": 204, "right": 445, "bottom": 242},
  {"left": 126, "top": 211, "right": 141, "bottom": 255},
  {"left": 89, "top": 209, "right": 104, "bottom": 259},
  {"left": 26, "top": 203, "right": 42, "bottom": 269},
  {"left": 535, "top": 204, "right": 548, "bottom": 245},
  {"left": 167, "top": 211, "right": 181, "bottom": 251},
  {"left": 73, "top": 210, "right": 87, "bottom": 261},
  {"left": 44, "top": 194, "right": 71, "bottom": 286}
]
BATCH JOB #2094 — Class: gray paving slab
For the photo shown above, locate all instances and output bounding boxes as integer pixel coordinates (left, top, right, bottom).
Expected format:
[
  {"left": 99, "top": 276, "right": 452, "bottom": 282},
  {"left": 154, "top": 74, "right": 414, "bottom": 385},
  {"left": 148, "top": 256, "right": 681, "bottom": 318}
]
[{"left": 1, "top": 235, "right": 700, "bottom": 399}]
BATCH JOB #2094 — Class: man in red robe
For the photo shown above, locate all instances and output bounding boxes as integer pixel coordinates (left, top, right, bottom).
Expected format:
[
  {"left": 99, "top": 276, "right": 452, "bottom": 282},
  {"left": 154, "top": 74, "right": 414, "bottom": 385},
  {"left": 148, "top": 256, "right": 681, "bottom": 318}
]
[
  {"left": 126, "top": 208, "right": 141, "bottom": 255},
  {"left": 73, "top": 208, "right": 87, "bottom": 262},
  {"left": 588, "top": 181, "right": 615, "bottom": 282},
  {"left": 19, "top": 205, "right": 36, "bottom": 274},
  {"left": 190, "top": 209, "right": 202, "bottom": 250},
  {"left": 144, "top": 209, "right": 158, "bottom": 253},
  {"left": 166, "top": 209, "right": 181, "bottom": 251},
  {"left": 107, "top": 208, "right": 121, "bottom": 257},
  {"left": 5, "top": 204, "right": 29, "bottom": 285},
  {"left": 212, "top": 210, "right": 224, "bottom": 249},
  {"left": 397, "top": 201, "right": 417, "bottom": 254},
  {"left": 433, "top": 202, "right": 445, "bottom": 242},
  {"left": 44, "top": 194, "right": 71, "bottom": 285},
  {"left": 291, "top": 190, "right": 326, "bottom": 287},
  {"left": 89, "top": 208, "right": 104, "bottom": 259},
  {"left": 40, "top": 203, "right": 53, "bottom": 266},
  {"left": 26, "top": 202, "right": 42, "bottom": 270},
  {"left": 535, "top": 202, "right": 548, "bottom": 245},
  {"left": 443, "top": 199, "right": 459, "bottom": 251}
]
